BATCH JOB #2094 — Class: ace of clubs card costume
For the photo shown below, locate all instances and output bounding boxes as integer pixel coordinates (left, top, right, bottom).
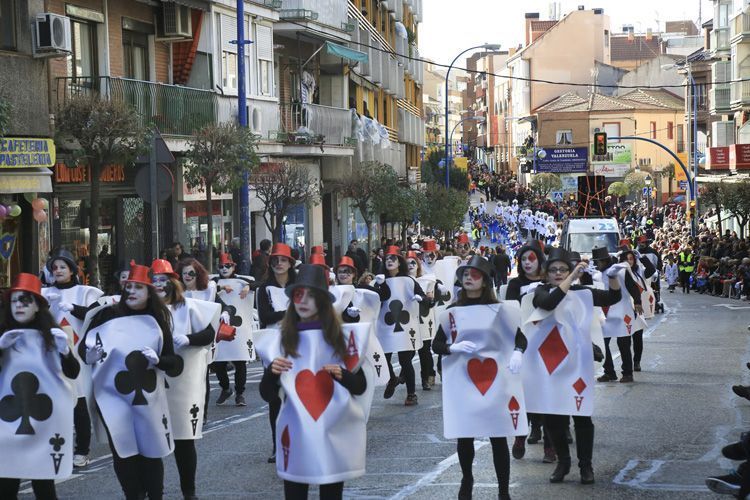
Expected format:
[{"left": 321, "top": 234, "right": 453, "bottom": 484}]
[
  {"left": 416, "top": 276, "right": 437, "bottom": 342},
  {"left": 352, "top": 287, "right": 388, "bottom": 387},
  {"left": 215, "top": 277, "right": 256, "bottom": 362},
  {"left": 376, "top": 277, "right": 421, "bottom": 353}
]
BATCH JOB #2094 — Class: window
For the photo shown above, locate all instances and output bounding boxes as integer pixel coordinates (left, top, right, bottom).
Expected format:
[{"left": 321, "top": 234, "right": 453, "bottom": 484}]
[
  {"left": 122, "top": 30, "right": 149, "bottom": 80},
  {"left": 650, "top": 121, "right": 657, "bottom": 139},
  {"left": 217, "top": 13, "right": 238, "bottom": 91},
  {"left": 604, "top": 29, "right": 609, "bottom": 47},
  {"left": 603, "top": 122, "right": 620, "bottom": 143},
  {"left": 556, "top": 130, "right": 573, "bottom": 145},
  {"left": 255, "top": 24, "right": 273, "bottom": 96},
  {"left": 676, "top": 124, "right": 684, "bottom": 152},
  {"left": 0, "top": 0, "right": 16, "bottom": 50},
  {"left": 69, "top": 19, "right": 98, "bottom": 78},
  {"left": 667, "top": 121, "right": 674, "bottom": 140},
  {"left": 221, "top": 52, "right": 237, "bottom": 89}
]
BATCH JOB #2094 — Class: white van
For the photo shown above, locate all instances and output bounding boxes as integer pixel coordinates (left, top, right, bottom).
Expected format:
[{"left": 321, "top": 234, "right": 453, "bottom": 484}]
[{"left": 560, "top": 218, "right": 621, "bottom": 259}]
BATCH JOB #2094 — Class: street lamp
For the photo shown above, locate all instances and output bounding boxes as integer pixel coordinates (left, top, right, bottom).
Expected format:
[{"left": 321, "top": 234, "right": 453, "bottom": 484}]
[
  {"left": 444, "top": 43, "right": 501, "bottom": 188},
  {"left": 645, "top": 174, "right": 652, "bottom": 211}
]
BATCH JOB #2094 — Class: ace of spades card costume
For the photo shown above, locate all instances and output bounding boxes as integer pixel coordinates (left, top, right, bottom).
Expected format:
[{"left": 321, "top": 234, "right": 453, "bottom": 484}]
[{"left": 351, "top": 286, "right": 388, "bottom": 387}]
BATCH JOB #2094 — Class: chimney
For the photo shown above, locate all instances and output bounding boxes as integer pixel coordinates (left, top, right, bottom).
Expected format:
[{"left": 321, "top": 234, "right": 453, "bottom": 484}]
[{"left": 525, "top": 12, "right": 540, "bottom": 46}]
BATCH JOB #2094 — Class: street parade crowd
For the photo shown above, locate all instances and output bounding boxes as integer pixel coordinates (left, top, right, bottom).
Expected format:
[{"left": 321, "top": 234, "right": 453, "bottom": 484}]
[{"left": 2, "top": 176, "right": 750, "bottom": 500}]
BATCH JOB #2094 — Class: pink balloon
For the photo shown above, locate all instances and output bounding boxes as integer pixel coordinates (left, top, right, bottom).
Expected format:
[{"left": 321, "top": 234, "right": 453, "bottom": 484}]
[
  {"left": 0, "top": 205, "right": 6, "bottom": 218},
  {"left": 31, "top": 198, "right": 45, "bottom": 210},
  {"left": 33, "top": 209, "right": 47, "bottom": 223}
]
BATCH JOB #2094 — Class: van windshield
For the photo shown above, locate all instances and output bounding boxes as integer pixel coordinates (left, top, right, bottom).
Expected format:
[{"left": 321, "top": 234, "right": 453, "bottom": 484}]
[{"left": 568, "top": 233, "right": 620, "bottom": 254}]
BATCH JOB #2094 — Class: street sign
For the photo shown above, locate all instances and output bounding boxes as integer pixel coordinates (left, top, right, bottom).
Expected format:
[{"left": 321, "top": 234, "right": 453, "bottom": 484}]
[
  {"left": 552, "top": 191, "right": 564, "bottom": 202},
  {"left": 642, "top": 187, "right": 652, "bottom": 197},
  {"left": 678, "top": 180, "right": 688, "bottom": 190}
]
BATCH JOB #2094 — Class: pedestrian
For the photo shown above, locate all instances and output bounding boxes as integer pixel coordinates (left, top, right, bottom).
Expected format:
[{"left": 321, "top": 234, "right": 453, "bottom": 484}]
[
  {"left": 257, "top": 265, "right": 373, "bottom": 500},
  {"left": 371, "top": 248, "right": 385, "bottom": 275},
  {"left": 665, "top": 255, "right": 679, "bottom": 292},
  {"left": 251, "top": 239, "right": 272, "bottom": 282},
  {"left": 0, "top": 273, "right": 80, "bottom": 500},
  {"left": 432, "top": 256, "right": 527, "bottom": 500},
  {"left": 177, "top": 258, "right": 217, "bottom": 303},
  {"left": 492, "top": 246, "right": 512, "bottom": 288}
]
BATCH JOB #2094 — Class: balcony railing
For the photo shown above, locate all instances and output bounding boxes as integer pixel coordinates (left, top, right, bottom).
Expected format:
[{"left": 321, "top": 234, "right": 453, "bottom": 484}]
[
  {"left": 278, "top": 102, "right": 352, "bottom": 145},
  {"left": 280, "top": 0, "right": 348, "bottom": 31},
  {"left": 731, "top": 12, "right": 750, "bottom": 42},
  {"left": 731, "top": 79, "right": 750, "bottom": 106},
  {"left": 710, "top": 85, "right": 731, "bottom": 113},
  {"left": 216, "top": 96, "right": 281, "bottom": 140}
]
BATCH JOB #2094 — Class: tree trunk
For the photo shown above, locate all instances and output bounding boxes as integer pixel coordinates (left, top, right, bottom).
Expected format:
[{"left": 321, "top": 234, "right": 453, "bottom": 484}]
[
  {"left": 274, "top": 209, "right": 284, "bottom": 243},
  {"left": 206, "top": 183, "right": 213, "bottom": 273},
  {"left": 364, "top": 217, "right": 373, "bottom": 271},
  {"left": 88, "top": 161, "right": 101, "bottom": 287}
]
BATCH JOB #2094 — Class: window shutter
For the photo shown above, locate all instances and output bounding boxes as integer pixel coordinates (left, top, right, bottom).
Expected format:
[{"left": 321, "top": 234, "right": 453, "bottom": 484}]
[
  {"left": 222, "top": 14, "right": 237, "bottom": 53},
  {"left": 712, "top": 61, "right": 730, "bottom": 84},
  {"left": 256, "top": 24, "right": 273, "bottom": 61}
]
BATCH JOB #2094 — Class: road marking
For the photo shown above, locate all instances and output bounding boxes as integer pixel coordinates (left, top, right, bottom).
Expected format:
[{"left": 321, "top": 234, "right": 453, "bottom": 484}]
[
  {"left": 612, "top": 459, "right": 710, "bottom": 492},
  {"left": 713, "top": 303, "right": 750, "bottom": 310}
]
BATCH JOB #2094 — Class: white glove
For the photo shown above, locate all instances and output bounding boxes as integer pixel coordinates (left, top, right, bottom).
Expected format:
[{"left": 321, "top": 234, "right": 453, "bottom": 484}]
[
  {"left": 140, "top": 347, "right": 159, "bottom": 369},
  {"left": 51, "top": 328, "right": 70, "bottom": 355},
  {"left": 58, "top": 302, "right": 74, "bottom": 313},
  {"left": 605, "top": 265, "right": 621, "bottom": 278},
  {"left": 45, "top": 293, "right": 61, "bottom": 302},
  {"left": 85, "top": 345, "right": 104, "bottom": 364},
  {"left": 374, "top": 274, "right": 385, "bottom": 285},
  {"left": 173, "top": 334, "right": 190, "bottom": 349},
  {"left": 449, "top": 340, "right": 477, "bottom": 354},
  {"left": 346, "top": 306, "right": 360, "bottom": 317},
  {"left": 414, "top": 295, "right": 423, "bottom": 302},
  {"left": 633, "top": 250, "right": 642, "bottom": 259},
  {"left": 220, "top": 311, "right": 230, "bottom": 324},
  {"left": 0, "top": 330, "right": 23, "bottom": 350},
  {"left": 508, "top": 350, "right": 523, "bottom": 374}
]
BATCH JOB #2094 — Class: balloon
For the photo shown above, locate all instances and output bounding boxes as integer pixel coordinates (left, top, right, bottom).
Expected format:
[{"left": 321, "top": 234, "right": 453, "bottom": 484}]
[
  {"left": 0, "top": 205, "right": 6, "bottom": 219},
  {"left": 40, "top": 198, "right": 49, "bottom": 210},
  {"left": 33, "top": 209, "right": 47, "bottom": 223},
  {"left": 23, "top": 192, "right": 37, "bottom": 203},
  {"left": 8, "top": 204, "right": 21, "bottom": 217},
  {"left": 31, "top": 198, "right": 45, "bottom": 210}
]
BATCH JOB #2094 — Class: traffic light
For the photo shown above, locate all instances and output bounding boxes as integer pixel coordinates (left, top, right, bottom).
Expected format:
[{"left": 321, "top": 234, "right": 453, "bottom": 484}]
[
  {"left": 688, "top": 199, "right": 696, "bottom": 220},
  {"left": 593, "top": 132, "right": 607, "bottom": 156}
]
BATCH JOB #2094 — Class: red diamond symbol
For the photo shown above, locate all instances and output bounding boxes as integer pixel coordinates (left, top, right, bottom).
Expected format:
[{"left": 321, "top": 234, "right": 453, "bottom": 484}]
[
  {"left": 538, "top": 326, "right": 568, "bottom": 375},
  {"left": 602, "top": 306, "right": 610, "bottom": 317},
  {"left": 573, "top": 377, "right": 587, "bottom": 395},
  {"left": 649, "top": 295, "right": 654, "bottom": 304},
  {"left": 637, "top": 285, "right": 644, "bottom": 294},
  {"left": 624, "top": 315, "right": 632, "bottom": 324}
]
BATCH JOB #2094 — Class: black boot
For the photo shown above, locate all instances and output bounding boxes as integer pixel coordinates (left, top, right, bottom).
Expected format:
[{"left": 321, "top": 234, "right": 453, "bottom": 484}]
[
  {"left": 527, "top": 424, "right": 542, "bottom": 444},
  {"left": 549, "top": 457, "right": 571, "bottom": 483},
  {"left": 575, "top": 424, "right": 595, "bottom": 484},
  {"left": 548, "top": 423, "right": 571, "bottom": 483},
  {"left": 458, "top": 476, "right": 473, "bottom": 500}
]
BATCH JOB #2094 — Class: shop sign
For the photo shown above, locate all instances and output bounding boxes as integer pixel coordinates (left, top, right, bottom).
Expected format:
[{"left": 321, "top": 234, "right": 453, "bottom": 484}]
[
  {"left": 707, "top": 146, "right": 730, "bottom": 170},
  {"left": 54, "top": 162, "right": 127, "bottom": 183},
  {"left": 0, "top": 138, "right": 56, "bottom": 168},
  {"left": 591, "top": 143, "right": 632, "bottom": 165},
  {"left": 534, "top": 147, "right": 588, "bottom": 173},
  {"left": 592, "top": 164, "right": 630, "bottom": 177},
  {"left": 729, "top": 144, "right": 750, "bottom": 170}
]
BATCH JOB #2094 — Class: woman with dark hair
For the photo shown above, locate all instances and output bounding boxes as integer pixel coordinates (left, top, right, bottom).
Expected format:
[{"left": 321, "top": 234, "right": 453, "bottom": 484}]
[
  {"left": 151, "top": 259, "right": 220, "bottom": 500},
  {"left": 0, "top": 273, "right": 80, "bottom": 500},
  {"left": 432, "top": 256, "right": 527, "bottom": 500},
  {"left": 78, "top": 263, "right": 180, "bottom": 500},
  {"left": 258, "top": 265, "right": 371, "bottom": 500},
  {"left": 177, "top": 258, "right": 217, "bottom": 303}
]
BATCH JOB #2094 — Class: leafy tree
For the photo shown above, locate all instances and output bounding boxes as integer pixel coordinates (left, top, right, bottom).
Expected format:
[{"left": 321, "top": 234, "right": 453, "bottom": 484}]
[
  {"left": 721, "top": 180, "right": 750, "bottom": 238},
  {"left": 529, "top": 172, "right": 562, "bottom": 197},
  {"left": 339, "top": 161, "right": 398, "bottom": 261},
  {"left": 700, "top": 183, "right": 724, "bottom": 235},
  {"left": 55, "top": 97, "right": 148, "bottom": 286},
  {"left": 252, "top": 161, "right": 321, "bottom": 243},
  {"left": 183, "top": 123, "right": 259, "bottom": 272},
  {"left": 624, "top": 170, "right": 648, "bottom": 195},
  {"left": 374, "top": 184, "right": 424, "bottom": 244},
  {"left": 420, "top": 184, "right": 469, "bottom": 245},
  {"left": 608, "top": 181, "right": 630, "bottom": 206},
  {"left": 422, "top": 148, "right": 469, "bottom": 191},
  {"left": 661, "top": 163, "right": 676, "bottom": 201}
]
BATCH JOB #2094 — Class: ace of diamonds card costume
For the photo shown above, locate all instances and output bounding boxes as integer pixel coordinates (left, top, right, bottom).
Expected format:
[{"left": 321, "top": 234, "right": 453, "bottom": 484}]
[{"left": 600, "top": 267, "right": 640, "bottom": 339}]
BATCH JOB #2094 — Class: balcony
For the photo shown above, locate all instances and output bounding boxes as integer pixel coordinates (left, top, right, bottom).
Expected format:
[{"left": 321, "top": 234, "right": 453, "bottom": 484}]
[
  {"left": 712, "top": 28, "right": 730, "bottom": 53},
  {"left": 731, "top": 80, "right": 750, "bottom": 108},
  {"left": 710, "top": 85, "right": 731, "bottom": 114},
  {"left": 731, "top": 12, "right": 750, "bottom": 43},
  {"left": 278, "top": 102, "right": 352, "bottom": 146},
  {"left": 280, "top": 0, "right": 349, "bottom": 32},
  {"left": 216, "top": 96, "right": 280, "bottom": 140}
]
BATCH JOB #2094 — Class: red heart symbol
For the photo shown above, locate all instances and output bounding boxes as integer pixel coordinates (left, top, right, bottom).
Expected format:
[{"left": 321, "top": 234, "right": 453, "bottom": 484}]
[
  {"left": 295, "top": 369, "right": 334, "bottom": 421},
  {"left": 508, "top": 396, "right": 520, "bottom": 412},
  {"left": 467, "top": 358, "right": 497, "bottom": 396},
  {"left": 602, "top": 306, "right": 610, "bottom": 317}
]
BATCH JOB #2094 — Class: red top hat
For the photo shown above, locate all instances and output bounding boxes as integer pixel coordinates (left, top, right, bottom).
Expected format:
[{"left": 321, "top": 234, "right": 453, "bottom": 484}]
[
  {"left": 310, "top": 253, "right": 328, "bottom": 270},
  {"left": 151, "top": 259, "right": 178, "bottom": 278},
  {"left": 270, "top": 243, "right": 293, "bottom": 261},
  {"left": 637, "top": 235, "right": 648, "bottom": 244},
  {"left": 126, "top": 263, "right": 153, "bottom": 287},
  {"left": 422, "top": 239, "right": 437, "bottom": 252},
  {"left": 311, "top": 245, "right": 325, "bottom": 255},
  {"left": 8, "top": 273, "right": 48, "bottom": 307},
  {"left": 218, "top": 252, "right": 234, "bottom": 266},
  {"left": 384, "top": 245, "right": 403, "bottom": 258},
  {"left": 619, "top": 238, "right": 632, "bottom": 249},
  {"left": 456, "top": 233, "right": 470, "bottom": 245},
  {"left": 406, "top": 251, "right": 420, "bottom": 260},
  {"left": 336, "top": 256, "right": 356, "bottom": 271}
]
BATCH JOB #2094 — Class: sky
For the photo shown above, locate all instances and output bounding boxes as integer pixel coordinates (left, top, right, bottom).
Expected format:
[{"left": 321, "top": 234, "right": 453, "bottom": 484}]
[{"left": 419, "top": 0, "right": 712, "bottom": 66}]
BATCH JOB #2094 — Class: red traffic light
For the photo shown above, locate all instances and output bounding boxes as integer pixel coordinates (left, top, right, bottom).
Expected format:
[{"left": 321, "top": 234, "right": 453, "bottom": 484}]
[{"left": 593, "top": 132, "right": 607, "bottom": 156}]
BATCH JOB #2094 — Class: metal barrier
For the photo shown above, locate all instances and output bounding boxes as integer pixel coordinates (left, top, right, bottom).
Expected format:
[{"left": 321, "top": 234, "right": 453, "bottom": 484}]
[{"left": 278, "top": 102, "right": 351, "bottom": 145}]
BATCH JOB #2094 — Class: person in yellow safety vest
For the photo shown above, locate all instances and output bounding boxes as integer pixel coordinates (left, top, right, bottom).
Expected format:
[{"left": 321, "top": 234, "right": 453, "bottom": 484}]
[
  {"left": 678, "top": 248, "right": 695, "bottom": 294},
  {"left": 471, "top": 226, "right": 481, "bottom": 248}
]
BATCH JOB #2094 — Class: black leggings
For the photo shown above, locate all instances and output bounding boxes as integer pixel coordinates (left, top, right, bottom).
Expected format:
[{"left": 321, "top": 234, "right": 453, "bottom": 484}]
[
  {"left": 269, "top": 395, "right": 282, "bottom": 454},
  {"left": 456, "top": 437, "right": 510, "bottom": 495},
  {"left": 545, "top": 414, "right": 594, "bottom": 467},
  {"left": 528, "top": 413, "right": 551, "bottom": 447},
  {"left": 283, "top": 480, "right": 343, "bottom": 500},
  {"left": 418, "top": 340, "right": 435, "bottom": 381},
  {"left": 173, "top": 439, "right": 197, "bottom": 496},
  {"left": 385, "top": 351, "right": 416, "bottom": 394},
  {"left": 0, "top": 478, "right": 56, "bottom": 500},
  {"left": 73, "top": 397, "right": 91, "bottom": 455},
  {"left": 603, "top": 336, "right": 633, "bottom": 377},
  {"left": 213, "top": 361, "right": 247, "bottom": 395},
  {"left": 111, "top": 452, "right": 164, "bottom": 500},
  {"left": 632, "top": 330, "right": 644, "bottom": 366}
]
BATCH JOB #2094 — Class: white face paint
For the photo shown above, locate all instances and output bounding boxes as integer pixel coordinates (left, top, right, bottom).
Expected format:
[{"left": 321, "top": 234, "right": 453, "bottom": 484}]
[
  {"left": 407, "top": 259, "right": 418, "bottom": 277},
  {"left": 271, "top": 256, "right": 291, "bottom": 275},
  {"left": 118, "top": 271, "right": 130, "bottom": 289},
  {"left": 51, "top": 259, "right": 73, "bottom": 284},
  {"left": 292, "top": 287, "right": 318, "bottom": 320},
  {"left": 384, "top": 255, "right": 400, "bottom": 273},
  {"left": 10, "top": 291, "right": 40, "bottom": 324},
  {"left": 151, "top": 274, "right": 170, "bottom": 299},
  {"left": 336, "top": 267, "right": 354, "bottom": 285},
  {"left": 181, "top": 265, "right": 197, "bottom": 290},
  {"left": 218, "top": 263, "right": 235, "bottom": 278},
  {"left": 461, "top": 268, "right": 484, "bottom": 294},
  {"left": 521, "top": 250, "right": 540, "bottom": 276},
  {"left": 124, "top": 282, "right": 149, "bottom": 310}
]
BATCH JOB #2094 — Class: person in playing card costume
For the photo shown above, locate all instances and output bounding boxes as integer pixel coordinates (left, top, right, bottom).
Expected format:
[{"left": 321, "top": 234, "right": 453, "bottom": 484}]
[
  {"left": 41, "top": 249, "right": 104, "bottom": 469},
  {"left": 256, "top": 243, "right": 296, "bottom": 463},
  {"left": 176, "top": 258, "right": 217, "bottom": 303},
  {"left": 78, "top": 263, "right": 180, "bottom": 500},
  {"left": 151, "top": 259, "right": 220, "bottom": 500},
  {"left": 406, "top": 251, "right": 438, "bottom": 391},
  {"left": 375, "top": 246, "right": 426, "bottom": 406},
  {"left": 257, "top": 265, "right": 370, "bottom": 500},
  {"left": 0, "top": 273, "right": 79, "bottom": 500},
  {"left": 432, "top": 256, "right": 528, "bottom": 500},
  {"left": 524, "top": 248, "right": 622, "bottom": 485},
  {"left": 621, "top": 244, "right": 656, "bottom": 375},
  {"left": 211, "top": 252, "right": 255, "bottom": 407}
]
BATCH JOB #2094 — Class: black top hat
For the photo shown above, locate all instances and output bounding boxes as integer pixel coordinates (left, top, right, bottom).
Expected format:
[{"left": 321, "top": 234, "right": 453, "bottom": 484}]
[
  {"left": 591, "top": 246, "right": 611, "bottom": 261},
  {"left": 285, "top": 264, "right": 335, "bottom": 302},
  {"left": 569, "top": 251, "right": 582, "bottom": 263},
  {"left": 456, "top": 255, "right": 494, "bottom": 283},
  {"left": 618, "top": 246, "right": 636, "bottom": 263},
  {"left": 46, "top": 248, "right": 79, "bottom": 275},
  {"left": 544, "top": 247, "right": 572, "bottom": 271}
]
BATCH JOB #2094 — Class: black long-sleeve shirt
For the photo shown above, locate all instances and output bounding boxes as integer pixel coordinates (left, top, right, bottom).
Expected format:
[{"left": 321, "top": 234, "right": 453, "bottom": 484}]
[
  {"left": 374, "top": 276, "right": 426, "bottom": 302},
  {"left": 532, "top": 283, "right": 622, "bottom": 311},
  {"left": 60, "top": 350, "right": 81, "bottom": 379},
  {"left": 505, "top": 275, "right": 541, "bottom": 303}
]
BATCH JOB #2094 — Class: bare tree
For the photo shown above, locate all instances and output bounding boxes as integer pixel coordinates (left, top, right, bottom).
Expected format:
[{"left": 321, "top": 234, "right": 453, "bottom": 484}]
[
  {"left": 252, "top": 161, "right": 321, "bottom": 242},
  {"left": 529, "top": 172, "right": 562, "bottom": 198}
]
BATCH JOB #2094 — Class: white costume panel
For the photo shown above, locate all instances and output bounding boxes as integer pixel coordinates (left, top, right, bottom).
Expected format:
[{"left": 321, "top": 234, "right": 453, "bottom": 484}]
[
  {"left": 184, "top": 281, "right": 217, "bottom": 303},
  {"left": 376, "top": 277, "right": 420, "bottom": 353},
  {"left": 601, "top": 269, "right": 638, "bottom": 338},
  {"left": 215, "top": 278, "right": 255, "bottom": 362},
  {"left": 352, "top": 288, "right": 388, "bottom": 386},
  {"left": 331, "top": 285, "right": 356, "bottom": 316},
  {"left": 521, "top": 289, "right": 595, "bottom": 417},
  {"left": 416, "top": 275, "right": 437, "bottom": 342},
  {"left": 438, "top": 305, "right": 528, "bottom": 439},
  {"left": 265, "top": 286, "right": 289, "bottom": 329},
  {"left": 0, "top": 329, "right": 76, "bottom": 480}
]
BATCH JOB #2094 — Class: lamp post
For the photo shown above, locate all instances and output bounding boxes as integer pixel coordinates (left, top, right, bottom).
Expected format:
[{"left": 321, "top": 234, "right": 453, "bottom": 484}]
[
  {"left": 444, "top": 43, "right": 501, "bottom": 188},
  {"left": 645, "top": 174, "right": 653, "bottom": 211}
]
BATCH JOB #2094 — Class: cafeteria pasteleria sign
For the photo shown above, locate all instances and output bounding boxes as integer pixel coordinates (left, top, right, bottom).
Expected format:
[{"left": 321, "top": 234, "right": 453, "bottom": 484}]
[
  {"left": 0, "top": 138, "right": 56, "bottom": 168},
  {"left": 535, "top": 147, "right": 588, "bottom": 173}
]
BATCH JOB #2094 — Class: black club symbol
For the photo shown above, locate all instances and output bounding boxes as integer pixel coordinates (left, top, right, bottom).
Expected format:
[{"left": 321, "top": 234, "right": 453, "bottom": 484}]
[
  {"left": 162, "top": 414, "right": 168, "bottom": 430},
  {"left": 0, "top": 372, "right": 52, "bottom": 435},
  {"left": 49, "top": 433, "right": 65, "bottom": 452},
  {"left": 189, "top": 404, "right": 199, "bottom": 419},
  {"left": 164, "top": 354, "right": 184, "bottom": 378},
  {"left": 372, "top": 352, "right": 381, "bottom": 362},
  {"left": 217, "top": 302, "right": 243, "bottom": 327},
  {"left": 114, "top": 351, "right": 157, "bottom": 406},
  {"left": 246, "top": 339, "right": 254, "bottom": 356},
  {"left": 384, "top": 300, "right": 410, "bottom": 332},
  {"left": 409, "top": 328, "right": 416, "bottom": 338},
  {"left": 418, "top": 299, "right": 430, "bottom": 321}
]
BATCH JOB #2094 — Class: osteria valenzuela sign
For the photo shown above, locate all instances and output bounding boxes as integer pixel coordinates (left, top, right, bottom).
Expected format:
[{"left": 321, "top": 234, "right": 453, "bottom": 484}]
[{"left": 0, "top": 138, "right": 56, "bottom": 168}]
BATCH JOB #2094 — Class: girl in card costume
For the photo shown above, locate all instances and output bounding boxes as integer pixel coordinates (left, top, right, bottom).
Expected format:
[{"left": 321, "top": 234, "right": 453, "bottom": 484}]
[
  {"left": 622, "top": 244, "right": 656, "bottom": 375},
  {"left": 78, "top": 263, "right": 179, "bottom": 500},
  {"left": 406, "top": 251, "right": 438, "bottom": 391},
  {"left": 432, "top": 257, "right": 528, "bottom": 500},
  {"left": 151, "top": 259, "right": 220, "bottom": 500},
  {"left": 375, "top": 246, "right": 426, "bottom": 406},
  {"left": 257, "top": 265, "right": 370, "bottom": 500},
  {"left": 522, "top": 248, "right": 622, "bottom": 485},
  {"left": 0, "top": 274, "right": 79, "bottom": 499},
  {"left": 177, "top": 258, "right": 217, "bottom": 303},
  {"left": 41, "top": 249, "right": 104, "bottom": 469},
  {"left": 256, "top": 243, "right": 296, "bottom": 464}
]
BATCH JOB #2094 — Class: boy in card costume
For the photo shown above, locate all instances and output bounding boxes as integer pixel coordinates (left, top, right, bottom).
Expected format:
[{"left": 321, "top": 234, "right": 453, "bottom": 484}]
[
  {"left": 257, "top": 265, "right": 371, "bottom": 500},
  {"left": 78, "top": 263, "right": 180, "bottom": 500},
  {"left": 523, "top": 248, "right": 622, "bottom": 486},
  {"left": 432, "top": 257, "right": 528, "bottom": 500},
  {"left": 151, "top": 259, "right": 220, "bottom": 500},
  {"left": 0, "top": 274, "right": 79, "bottom": 499}
]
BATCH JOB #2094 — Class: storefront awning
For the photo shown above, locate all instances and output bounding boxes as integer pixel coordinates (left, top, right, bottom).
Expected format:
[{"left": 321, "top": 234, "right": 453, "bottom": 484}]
[
  {"left": 324, "top": 41, "right": 368, "bottom": 64},
  {"left": 0, "top": 168, "right": 53, "bottom": 193}
]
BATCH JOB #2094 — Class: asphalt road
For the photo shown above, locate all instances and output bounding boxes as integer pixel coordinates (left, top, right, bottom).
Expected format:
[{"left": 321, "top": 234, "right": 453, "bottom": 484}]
[{"left": 22, "top": 289, "right": 750, "bottom": 499}]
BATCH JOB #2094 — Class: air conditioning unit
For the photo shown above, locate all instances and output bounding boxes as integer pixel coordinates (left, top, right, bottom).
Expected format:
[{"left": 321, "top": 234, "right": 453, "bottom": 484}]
[
  {"left": 162, "top": 2, "right": 192, "bottom": 38},
  {"left": 34, "top": 13, "right": 72, "bottom": 56}
]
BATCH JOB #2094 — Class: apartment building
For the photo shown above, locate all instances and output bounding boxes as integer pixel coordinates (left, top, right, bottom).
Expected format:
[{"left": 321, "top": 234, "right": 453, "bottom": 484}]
[{"left": 422, "top": 61, "right": 462, "bottom": 154}]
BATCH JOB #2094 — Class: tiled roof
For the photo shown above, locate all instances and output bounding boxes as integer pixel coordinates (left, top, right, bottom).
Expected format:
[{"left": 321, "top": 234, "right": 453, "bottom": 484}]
[
  {"left": 610, "top": 35, "right": 662, "bottom": 61},
  {"left": 531, "top": 20, "right": 558, "bottom": 34},
  {"left": 536, "top": 89, "right": 684, "bottom": 113},
  {"left": 618, "top": 89, "right": 684, "bottom": 110}
]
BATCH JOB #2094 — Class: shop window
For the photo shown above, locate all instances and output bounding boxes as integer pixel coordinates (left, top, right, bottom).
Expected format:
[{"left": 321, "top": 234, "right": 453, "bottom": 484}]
[
  {"left": 0, "top": 0, "right": 16, "bottom": 50},
  {"left": 69, "top": 19, "right": 98, "bottom": 78},
  {"left": 123, "top": 30, "right": 150, "bottom": 80}
]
